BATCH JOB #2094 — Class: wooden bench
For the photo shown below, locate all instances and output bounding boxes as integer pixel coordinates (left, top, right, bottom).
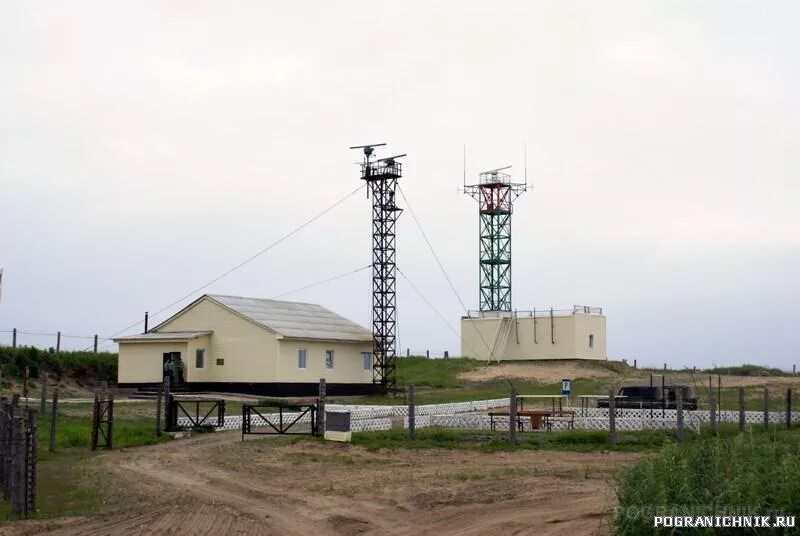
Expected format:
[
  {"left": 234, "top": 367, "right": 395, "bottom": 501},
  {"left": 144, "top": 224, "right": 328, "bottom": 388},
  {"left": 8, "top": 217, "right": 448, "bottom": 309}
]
[
  {"left": 542, "top": 410, "right": 576, "bottom": 432},
  {"left": 488, "top": 410, "right": 560, "bottom": 431},
  {"left": 488, "top": 411, "right": 523, "bottom": 432}
]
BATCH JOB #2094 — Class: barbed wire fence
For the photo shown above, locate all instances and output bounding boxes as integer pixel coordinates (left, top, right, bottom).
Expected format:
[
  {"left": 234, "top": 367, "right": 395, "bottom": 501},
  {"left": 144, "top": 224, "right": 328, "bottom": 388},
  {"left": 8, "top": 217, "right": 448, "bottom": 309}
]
[
  {"left": 0, "top": 396, "right": 37, "bottom": 517},
  {"left": 0, "top": 329, "right": 112, "bottom": 353}
]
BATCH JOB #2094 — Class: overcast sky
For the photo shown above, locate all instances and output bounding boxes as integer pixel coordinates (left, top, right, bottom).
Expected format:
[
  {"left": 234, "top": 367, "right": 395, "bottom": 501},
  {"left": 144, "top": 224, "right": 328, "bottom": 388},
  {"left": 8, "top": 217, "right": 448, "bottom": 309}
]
[{"left": 1, "top": 2, "right": 798, "bottom": 369}]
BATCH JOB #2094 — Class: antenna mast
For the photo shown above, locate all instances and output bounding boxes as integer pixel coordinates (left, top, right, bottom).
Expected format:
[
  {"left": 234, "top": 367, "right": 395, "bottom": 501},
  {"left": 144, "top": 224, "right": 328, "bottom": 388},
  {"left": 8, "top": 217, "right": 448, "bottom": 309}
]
[
  {"left": 350, "top": 143, "right": 404, "bottom": 393},
  {"left": 463, "top": 163, "right": 527, "bottom": 312}
]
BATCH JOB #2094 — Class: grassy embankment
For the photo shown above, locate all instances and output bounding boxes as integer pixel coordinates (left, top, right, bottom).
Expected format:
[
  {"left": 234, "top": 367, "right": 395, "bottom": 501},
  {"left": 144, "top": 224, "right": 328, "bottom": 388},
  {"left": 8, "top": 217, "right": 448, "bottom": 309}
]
[
  {"left": 349, "top": 357, "right": 799, "bottom": 410},
  {"left": 347, "top": 356, "right": 616, "bottom": 405}
]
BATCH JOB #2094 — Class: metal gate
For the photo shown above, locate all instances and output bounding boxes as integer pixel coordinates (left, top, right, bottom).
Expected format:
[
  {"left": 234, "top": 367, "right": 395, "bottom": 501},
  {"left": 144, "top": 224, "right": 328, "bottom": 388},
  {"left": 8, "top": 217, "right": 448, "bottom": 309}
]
[
  {"left": 166, "top": 397, "right": 225, "bottom": 431},
  {"left": 241, "top": 404, "right": 318, "bottom": 439}
]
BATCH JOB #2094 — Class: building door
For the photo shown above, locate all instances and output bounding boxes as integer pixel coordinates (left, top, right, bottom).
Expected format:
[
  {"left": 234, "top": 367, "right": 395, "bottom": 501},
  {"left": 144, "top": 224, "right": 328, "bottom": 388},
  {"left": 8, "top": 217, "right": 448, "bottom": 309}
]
[{"left": 162, "top": 352, "right": 183, "bottom": 384}]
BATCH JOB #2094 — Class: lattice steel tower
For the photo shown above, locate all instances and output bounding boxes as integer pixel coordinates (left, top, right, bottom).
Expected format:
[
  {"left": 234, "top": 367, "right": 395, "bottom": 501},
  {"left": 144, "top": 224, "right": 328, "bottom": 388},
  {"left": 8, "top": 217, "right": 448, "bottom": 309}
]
[
  {"left": 351, "top": 143, "right": 405, "bottom": 392},
  {"left": 464, "top": 166, "right": 527, "bottom": 312}
]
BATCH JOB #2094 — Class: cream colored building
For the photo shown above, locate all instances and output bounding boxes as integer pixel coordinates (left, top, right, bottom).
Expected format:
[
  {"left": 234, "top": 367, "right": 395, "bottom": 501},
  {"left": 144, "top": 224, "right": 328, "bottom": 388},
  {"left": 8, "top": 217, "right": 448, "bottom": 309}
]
[
  {"left": 114, "top": 294, "right": 377, "bottom": 396},
  {"left": 461, "top": 306, "right": 607, "bottom": 361}
]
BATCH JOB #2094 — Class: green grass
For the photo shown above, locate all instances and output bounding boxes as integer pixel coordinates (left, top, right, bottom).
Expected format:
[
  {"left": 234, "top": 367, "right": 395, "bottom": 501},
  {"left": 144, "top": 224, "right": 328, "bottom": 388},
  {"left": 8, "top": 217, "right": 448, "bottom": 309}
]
[
  {"left": 396, "top": 356, "right": 480, "bottom": 388},
  {"left": 339, "top": 356, "right": 617, "bottom": 405},
  {"left": 0, "top": 405, "right": 171, "bottom": 521},
  {"left": 350, "top": 377, "right": 612, "bottom": 406},
  {"left": 37, "top": 414, "right": 171, "bottom": 458},
  {"left": 703, "top": 364, "right": 791, "bottom": 377},
  {"left": 352, "top": 427, "right": 678, "bottom": 453},
  {"left": 23, "top": 452, "right": 100, "bottom": 520},
  {"left": 616, "top": 427, "right": 800, "bottom": 535}
]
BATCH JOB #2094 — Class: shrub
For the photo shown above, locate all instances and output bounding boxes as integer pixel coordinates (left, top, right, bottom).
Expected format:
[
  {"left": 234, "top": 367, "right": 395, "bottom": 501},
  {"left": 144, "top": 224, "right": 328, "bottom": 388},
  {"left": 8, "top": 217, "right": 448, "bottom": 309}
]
[{"left": 0, "top": 345, "right": 117, "bottom": 382}]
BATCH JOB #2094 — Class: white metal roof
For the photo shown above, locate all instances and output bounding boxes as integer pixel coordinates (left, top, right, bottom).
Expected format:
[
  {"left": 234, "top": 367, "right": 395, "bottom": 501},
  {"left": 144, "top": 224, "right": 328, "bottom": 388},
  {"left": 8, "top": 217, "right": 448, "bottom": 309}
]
[
  {"left": 114, "top": 331, "right": 212, "bottom": 342},
  {"left": 207, "top": 295, "right": 372, "bottom": 342}
]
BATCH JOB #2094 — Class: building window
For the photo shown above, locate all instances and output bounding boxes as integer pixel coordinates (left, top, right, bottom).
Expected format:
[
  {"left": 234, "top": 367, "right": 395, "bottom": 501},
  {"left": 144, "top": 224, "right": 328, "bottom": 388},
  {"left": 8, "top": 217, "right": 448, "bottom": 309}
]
[
  {"left": 195, "top": 348, "right": 206, "bottom": 369},
  {"left": 361, "top": 352, "right": 372, "bottom": 371},
  {"left": 589, "top": 334, "right": 594, "bottom": 349},
  {"left": 298, "top": 349, "right": 307, "bottom": 369},
  {"left": 216, "top": 358, "right": 224, "bottom": 366},
  {"left": 325, "top": 350, "right": 334, "bottom": 369}
]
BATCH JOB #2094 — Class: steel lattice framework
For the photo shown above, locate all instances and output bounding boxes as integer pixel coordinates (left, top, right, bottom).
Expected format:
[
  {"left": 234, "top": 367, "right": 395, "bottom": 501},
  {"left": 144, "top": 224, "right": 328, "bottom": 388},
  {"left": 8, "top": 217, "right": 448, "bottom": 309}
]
[
  {"left": 352, "top": 144, "right": 404, "bottom": 392},
  {"left": 464, "top": 167, "right": 526, "bottom": 312}
]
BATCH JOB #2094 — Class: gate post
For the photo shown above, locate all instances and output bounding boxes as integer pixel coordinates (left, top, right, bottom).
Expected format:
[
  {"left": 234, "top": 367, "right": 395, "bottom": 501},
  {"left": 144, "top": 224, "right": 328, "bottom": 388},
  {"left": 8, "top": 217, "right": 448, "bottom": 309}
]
[
  {"left": 49, "top": 390, "right": 58, "bottom": 452},
  {"left": 91, "top": 393, "right": 99, "bottom": 450},
  {"left": 107, "top": 393, "right": 114, "bottom": 450},
  {"left": 164, "top": 376, "right": 172, "bottom": 431},
  {"left": 318, "top": 378, "right": 326, "bottom": 437},
  {"left": 155, "top": 378, "right": 164, "bottom": 437},
  {"left": 39, "top": 374, "right": 47, "bottom": 417}
]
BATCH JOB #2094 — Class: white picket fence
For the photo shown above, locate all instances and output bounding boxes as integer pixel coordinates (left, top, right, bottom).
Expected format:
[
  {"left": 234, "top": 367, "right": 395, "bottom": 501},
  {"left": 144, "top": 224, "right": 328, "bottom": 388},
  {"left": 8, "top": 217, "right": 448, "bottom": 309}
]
[
  {"left": 177, "top": 401, "right": 798, "bottom": 435},
  {"left": 177, "top": 398, "right": 512, "bottom": 432}
]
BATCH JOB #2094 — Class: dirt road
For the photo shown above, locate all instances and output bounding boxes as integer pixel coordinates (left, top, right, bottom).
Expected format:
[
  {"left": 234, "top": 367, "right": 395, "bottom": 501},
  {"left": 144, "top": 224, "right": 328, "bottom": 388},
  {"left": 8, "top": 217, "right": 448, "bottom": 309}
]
[{"left": 2, "top": 431, "right": 636, "bottom": 536}]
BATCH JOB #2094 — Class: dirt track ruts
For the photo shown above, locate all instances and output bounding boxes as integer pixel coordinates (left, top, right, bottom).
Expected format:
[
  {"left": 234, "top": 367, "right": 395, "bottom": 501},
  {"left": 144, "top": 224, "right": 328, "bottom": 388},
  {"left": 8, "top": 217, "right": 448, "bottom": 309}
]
[{"left": 1, "top": 431, "right": 637, "bottom": 536}]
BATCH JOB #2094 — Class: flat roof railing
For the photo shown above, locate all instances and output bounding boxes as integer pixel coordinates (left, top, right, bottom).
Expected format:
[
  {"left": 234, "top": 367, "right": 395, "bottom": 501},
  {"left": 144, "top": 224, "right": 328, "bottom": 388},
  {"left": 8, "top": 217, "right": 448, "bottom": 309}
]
[{"left": 464, "top": 305, "right": 603, "bottom": 319}]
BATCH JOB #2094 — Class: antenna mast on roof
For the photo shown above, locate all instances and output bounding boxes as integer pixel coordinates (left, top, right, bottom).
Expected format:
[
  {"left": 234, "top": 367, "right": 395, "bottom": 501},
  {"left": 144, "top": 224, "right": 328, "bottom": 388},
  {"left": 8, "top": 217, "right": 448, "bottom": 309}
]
[
  {"left": 463, "top": 158, "right": 528, "bottom": 312},
  {"left": 350, "top": 142, "right": 405, "bottom": 393}
]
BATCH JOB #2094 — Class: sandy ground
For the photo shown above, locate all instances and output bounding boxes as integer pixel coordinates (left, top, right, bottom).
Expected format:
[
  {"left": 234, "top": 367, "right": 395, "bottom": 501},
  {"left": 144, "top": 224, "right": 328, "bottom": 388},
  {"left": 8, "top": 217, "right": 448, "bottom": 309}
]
[
  {"left": 458, "top": 361, "right": 800, "bottom": 393},
  {"left": 459, "top": 361, "right": 623, "bottom": 384},
  {"left": 2, "top": 432, "right": 638, "bottom": 536}
]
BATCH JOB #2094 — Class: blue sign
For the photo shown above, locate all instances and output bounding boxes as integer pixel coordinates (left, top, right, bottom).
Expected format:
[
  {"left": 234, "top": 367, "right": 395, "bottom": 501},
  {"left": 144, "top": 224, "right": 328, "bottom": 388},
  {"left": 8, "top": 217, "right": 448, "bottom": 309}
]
[{"left": 561, "top": 378, "right": 571, "bottom": 395}]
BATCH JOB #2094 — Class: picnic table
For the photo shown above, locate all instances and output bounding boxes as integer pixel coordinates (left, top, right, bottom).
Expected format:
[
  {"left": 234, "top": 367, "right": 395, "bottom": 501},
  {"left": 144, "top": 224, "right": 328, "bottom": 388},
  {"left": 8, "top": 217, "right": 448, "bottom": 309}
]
[{"left": 488, "top": 409, "right": 576, "bottom": 431}]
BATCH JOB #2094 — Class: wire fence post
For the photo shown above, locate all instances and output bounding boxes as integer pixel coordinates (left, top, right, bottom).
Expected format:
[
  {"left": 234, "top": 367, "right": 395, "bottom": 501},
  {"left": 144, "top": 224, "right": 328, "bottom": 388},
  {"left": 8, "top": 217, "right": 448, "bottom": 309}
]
[
  {"left": 710, "top": 391, "right": 717, "bottom": 436},
  {"left": 12, "top": 328, "right": 16, "bottom": 349},
  {"left": 763, "top": 388, "right": 769, "bottom": 429},
  {"left": 408, "top": 384, "right": 416, "bottom": 441},
  {"left": 10, "top": 415, "right": 23, "bottom": 515},
  {"left": 676, "top": 387, "right": 684, "bottom": 442},
  {"left": 738, "top": 388, "right": 745, "bottom": 432},
  {"left": 317, "top": 378, "right": 326, "bottom": 437},
  {"left": 155, "top": 378, "right": 164, "bottom": 437},
  {"left": 508, "top": 387, "right": 518, "bottom": 444},
  {"left": 39, "top": 374, "right": 47, "bottom": 416},
  {"left": 56, "top": 331, "right": 61, "bottom": 352},
  {"left": 24, "top": 407, "right": 36, "bottom": 516},
  {"left": 93, "top": 335, "right": 98, "bottom": 353},
  {"left": 787, "top": 388, "right": 792, "bottom": 430},
  {"left": 608, "top": 389, "right": 618, "bottom": 445},
  {"left": 49, "top": 389, "right": 58, "bottom": 452}
]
